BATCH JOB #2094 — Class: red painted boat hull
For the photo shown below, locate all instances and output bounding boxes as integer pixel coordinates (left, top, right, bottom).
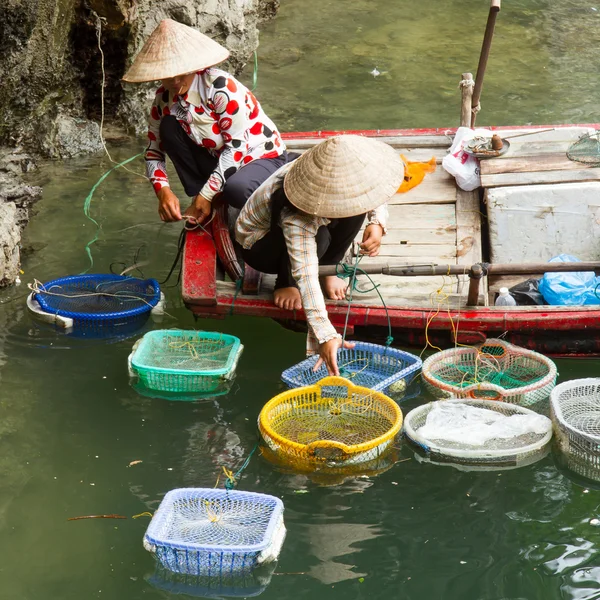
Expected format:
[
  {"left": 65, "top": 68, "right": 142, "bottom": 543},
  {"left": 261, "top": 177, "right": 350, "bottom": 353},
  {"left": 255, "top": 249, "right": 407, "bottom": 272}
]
[{"left": 182, "top": 126, "right": 600, "bottom": 357}]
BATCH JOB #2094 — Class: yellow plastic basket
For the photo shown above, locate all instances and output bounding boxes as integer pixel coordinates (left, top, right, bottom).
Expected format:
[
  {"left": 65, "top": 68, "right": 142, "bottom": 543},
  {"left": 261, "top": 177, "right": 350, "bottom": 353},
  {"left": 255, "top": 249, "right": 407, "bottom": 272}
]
[{"left": 258, "top": 376, "right": 403, "bottom": 466}]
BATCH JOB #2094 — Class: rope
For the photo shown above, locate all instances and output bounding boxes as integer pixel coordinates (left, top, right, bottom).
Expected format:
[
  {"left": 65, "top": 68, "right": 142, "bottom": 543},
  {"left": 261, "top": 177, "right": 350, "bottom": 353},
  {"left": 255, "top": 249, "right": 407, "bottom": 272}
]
[
  {"left": 212, "top": 443, "right": 259, "bottom": 491},
  {"left": 93, "top": 11, "right": 146, "bottom": 180},
  {"left": 251, "top": 50, "right": 259, "bottom": 92},
  {"left": 81, "top": 153, "right": 144, "bottom": 274},
  {"left": 459, "top": 78, "right": 475, "bottom": 89},
  {"left": 336, "top": 255, "right": 393, "bottom": 347}
]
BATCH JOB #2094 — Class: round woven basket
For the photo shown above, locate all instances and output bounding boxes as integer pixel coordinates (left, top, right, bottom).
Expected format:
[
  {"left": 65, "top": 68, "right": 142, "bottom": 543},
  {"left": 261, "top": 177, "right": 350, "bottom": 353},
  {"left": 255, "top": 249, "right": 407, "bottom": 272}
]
[
  {"left": 403, "top": 399, "right": 553, "bottom": 469},
  {"left": 259, "top": 376, "right": 402, "bottom": 466},
  {"left": 550, "top": 378, "right": 600, "bottom": 482},
  {"left": 422, "top": 339, "right": 557, "bottom": 407}
]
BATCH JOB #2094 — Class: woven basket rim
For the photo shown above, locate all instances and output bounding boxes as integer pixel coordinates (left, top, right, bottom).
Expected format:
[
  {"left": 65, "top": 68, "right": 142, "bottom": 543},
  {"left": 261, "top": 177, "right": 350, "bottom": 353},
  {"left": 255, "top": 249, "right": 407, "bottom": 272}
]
[
  {"left": 144, "top": 487, "right": 284, "bottom": 553},
  {"left": 403, "top": 398, "right": 553, "bottom": 459},
  {"left": 259, "top": 376, "right": 403, "bottom": 456},
  {"left": 550, "top": 377, "right": 600, "bottom": 441}
]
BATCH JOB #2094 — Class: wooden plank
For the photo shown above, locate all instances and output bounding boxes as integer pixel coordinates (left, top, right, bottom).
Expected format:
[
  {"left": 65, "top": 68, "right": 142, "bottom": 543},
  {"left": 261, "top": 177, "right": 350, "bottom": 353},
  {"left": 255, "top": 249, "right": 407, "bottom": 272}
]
[
  {"left": 218, "top": 280, "right": 472, "bottom": 309},
  {"left": 285, "top": 135, "right": 453, "bottom": 149},
  {"left": 455, "top": 187, "right": 485, "bottom": 302},
  {"left": 387, "top": 203, "right": 455, "bottom": 224},
  {"left": 285, "top": 144, "right": 449, "bottom": 164},
  {"left": 381, "top": 225, "right": 457, "bottom": 246},
  {"left": 480, "top": 153, "right": 594, "bottom": 176},
  {"left": 375, "top": 244, "right": 457, "bottom": 260},
  {"left": 481, "top": 167, "right": 600, "bottom": 188}
]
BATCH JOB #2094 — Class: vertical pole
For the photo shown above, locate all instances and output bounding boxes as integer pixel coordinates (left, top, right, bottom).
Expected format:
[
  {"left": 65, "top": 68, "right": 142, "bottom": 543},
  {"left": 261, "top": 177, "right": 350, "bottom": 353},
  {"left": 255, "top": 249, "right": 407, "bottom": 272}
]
[
  {"left": 460, "top": 72, "right": 474, "bottom": 128},
  {"left": 467, "top": 264, "right": 484, "bottom": 306},
  {"left": 471, "top": 0, "right": 501, "bottom": 128}
]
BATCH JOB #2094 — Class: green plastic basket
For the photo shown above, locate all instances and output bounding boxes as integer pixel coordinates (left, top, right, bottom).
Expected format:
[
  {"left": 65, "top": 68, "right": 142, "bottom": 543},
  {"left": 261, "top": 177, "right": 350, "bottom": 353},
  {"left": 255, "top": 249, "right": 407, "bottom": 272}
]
[{"left": 128, "top": 330, "right": 243, "bottom": 393}]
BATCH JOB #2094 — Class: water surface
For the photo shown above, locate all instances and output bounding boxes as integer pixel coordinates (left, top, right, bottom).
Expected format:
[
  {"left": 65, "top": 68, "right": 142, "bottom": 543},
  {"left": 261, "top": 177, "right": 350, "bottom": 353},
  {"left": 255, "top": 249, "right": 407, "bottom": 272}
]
[{"left": 2, "top": 1, "right": 600, "bottom": 598}]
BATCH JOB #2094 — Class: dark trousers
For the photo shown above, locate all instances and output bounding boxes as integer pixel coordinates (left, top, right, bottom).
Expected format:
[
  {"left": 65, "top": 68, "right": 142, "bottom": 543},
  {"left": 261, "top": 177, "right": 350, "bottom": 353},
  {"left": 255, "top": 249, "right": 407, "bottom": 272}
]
[
  {"left": 159, "top": 115, "right": 294, "bottom": 209},
  {"left": 243, "top": 214, "right": 366, "bottom": 289}
]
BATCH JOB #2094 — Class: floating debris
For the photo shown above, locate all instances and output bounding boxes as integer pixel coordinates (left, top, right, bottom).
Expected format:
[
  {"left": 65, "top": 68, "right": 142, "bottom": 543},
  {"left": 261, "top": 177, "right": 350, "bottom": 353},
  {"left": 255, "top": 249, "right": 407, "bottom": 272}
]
[{"left": 128, "top": 460, "right": 143, "bottom": 467}]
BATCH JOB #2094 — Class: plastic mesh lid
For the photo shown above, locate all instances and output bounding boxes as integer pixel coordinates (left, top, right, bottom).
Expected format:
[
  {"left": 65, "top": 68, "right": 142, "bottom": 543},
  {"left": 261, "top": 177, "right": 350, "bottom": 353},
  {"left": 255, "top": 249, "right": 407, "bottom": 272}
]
[
  {"left": 131, "top": 330, "right": 241, "bottom": 375},
  {"left": 35, "top": 274, "right": 160, "bottom": 319},
  {"left": 551, "top": 378, "right": 600, "bottom": 438},
  {"left": 145, "top": 488, "right": 284, "bottom": 552}
]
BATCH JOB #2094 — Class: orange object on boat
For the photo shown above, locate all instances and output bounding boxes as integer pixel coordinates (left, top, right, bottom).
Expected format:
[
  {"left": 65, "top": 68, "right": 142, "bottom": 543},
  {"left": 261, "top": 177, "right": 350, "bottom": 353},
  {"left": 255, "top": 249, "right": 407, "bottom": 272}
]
[{"left": 398, "top": 155, "right": 436, "bottom": 193}]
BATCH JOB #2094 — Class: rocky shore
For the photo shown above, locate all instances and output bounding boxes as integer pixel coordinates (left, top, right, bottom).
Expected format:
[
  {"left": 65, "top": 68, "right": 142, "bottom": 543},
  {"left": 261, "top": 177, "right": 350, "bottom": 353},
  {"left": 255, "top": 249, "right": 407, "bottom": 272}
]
[{"left": 0, "top": 0, "right": 279, "bottom": 286}]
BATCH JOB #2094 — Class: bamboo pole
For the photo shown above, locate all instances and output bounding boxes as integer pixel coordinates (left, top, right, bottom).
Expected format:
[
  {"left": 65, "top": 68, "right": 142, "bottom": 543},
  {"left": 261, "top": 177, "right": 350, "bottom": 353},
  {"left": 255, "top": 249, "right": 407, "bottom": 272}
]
[
  {"left": 319, "top": 261, "right": 600, "bottom": 278},
  {"left": 471, "top": 0, "right": 501, "bottom": 128},
  {"left": 460, "top": 72, "right": 474, "bottom": 128}
]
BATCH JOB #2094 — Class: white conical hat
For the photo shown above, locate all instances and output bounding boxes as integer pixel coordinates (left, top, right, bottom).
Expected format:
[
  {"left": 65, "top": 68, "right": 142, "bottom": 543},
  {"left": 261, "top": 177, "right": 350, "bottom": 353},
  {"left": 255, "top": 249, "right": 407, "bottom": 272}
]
[
  {"left": 122, "top": 19, "right": 230, "bottom": 83},
  {"left": 283, "top": 135, "right": 404, "bottom": 219}
]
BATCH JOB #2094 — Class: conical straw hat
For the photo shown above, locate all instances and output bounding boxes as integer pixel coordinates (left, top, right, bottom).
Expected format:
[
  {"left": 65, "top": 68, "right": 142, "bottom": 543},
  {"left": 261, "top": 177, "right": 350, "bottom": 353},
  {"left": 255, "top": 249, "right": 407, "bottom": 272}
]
[
  {"left": 122, "top": 19, "right": 230, "bottom": 83},
  {"left": 283, "top": 135, "right": 404, "bottom": 219}
]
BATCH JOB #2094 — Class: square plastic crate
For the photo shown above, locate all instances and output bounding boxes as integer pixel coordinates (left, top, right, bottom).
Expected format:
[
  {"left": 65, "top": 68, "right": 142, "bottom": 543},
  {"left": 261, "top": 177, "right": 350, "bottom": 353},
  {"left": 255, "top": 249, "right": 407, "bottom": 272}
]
[
  {"left": 281, "top": 341, "right": 421, "bottom": 394},
  {"left": 144, "top": 488, "right": 286, "bottom": 576},
  {"left": 128, "top": 330, "right": 243, "bottom": 393}
]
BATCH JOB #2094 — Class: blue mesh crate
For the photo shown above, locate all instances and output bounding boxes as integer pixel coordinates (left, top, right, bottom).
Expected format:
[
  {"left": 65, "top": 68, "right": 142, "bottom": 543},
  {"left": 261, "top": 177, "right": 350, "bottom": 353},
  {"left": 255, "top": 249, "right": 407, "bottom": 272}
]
[
  {"left": 147, "top": 563, "right": 275, "bottom": 598},
  {"left": 281, "top": 341, "right": 422, "bottom": 393},
  {"left": 144, "top": 488, "right": 286, "bottom": 576},
  {"left": 33, "top": 274, "right": 161, "bottom": 335}
]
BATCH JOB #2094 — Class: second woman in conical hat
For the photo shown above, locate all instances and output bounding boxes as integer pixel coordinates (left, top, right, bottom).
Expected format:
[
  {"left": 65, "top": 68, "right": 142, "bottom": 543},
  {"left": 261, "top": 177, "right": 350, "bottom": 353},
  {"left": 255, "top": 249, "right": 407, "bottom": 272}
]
[
  {"left": 123, "top": 19, "right": 293, "bottom": 223},
  {"left": 235, "top": 135, "right": 404, "bottom": 376}
]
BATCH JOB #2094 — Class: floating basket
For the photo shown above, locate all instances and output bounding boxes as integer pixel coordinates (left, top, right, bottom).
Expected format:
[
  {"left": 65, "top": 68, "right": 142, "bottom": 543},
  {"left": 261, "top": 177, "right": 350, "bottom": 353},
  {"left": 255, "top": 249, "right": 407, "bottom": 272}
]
[
  {"left": 422, "top": 339, "right": 557, "bottom": 407},
  {"left": 259, "top": 376, "right": 402, "bottom": 466},
  {"left": 147, "top": 563, "right": 275, "bottom": 598},
  {"left": 404, "top": 399, "right": 553, "bottom": 469},
  {"left": 550, "top": 378, "right": 600, "bottom": 482},
  {"left": 129, "top": 330, "right": 243, "bottom": 393},
  {"left": 143, "top": 488, "right": 286, "bottom": 576},
  {"left": 281, "top": 342, "right": 422, "bottom": 393},
  {"left": 30, "top": 274, "right": 161, "bottom": 335}
]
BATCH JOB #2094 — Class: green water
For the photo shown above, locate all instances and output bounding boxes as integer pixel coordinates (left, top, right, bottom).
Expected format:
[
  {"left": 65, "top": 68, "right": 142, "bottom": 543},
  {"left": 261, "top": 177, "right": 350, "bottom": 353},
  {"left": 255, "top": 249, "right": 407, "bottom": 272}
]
[{"left": 2, "top": 1, "right": 600, "bottom": 598}]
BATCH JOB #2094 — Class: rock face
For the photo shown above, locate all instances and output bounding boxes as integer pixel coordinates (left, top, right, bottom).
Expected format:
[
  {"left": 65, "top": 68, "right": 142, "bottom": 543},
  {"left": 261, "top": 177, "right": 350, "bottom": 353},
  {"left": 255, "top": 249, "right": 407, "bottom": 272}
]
[
  {"left": 0, "top": 0, "right": 278, "bottom": 286},
  {"left": 0, "top": 0, "right": 279, "bottom": 156},
  {"left": 0, "top": 150, "right": 42, "bottom": 287}
]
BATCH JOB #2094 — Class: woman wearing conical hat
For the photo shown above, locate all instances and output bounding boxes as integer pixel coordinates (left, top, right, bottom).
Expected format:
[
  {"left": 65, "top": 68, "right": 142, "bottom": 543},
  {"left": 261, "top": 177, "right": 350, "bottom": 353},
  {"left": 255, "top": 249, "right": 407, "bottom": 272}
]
[
  {"left": 236, "top": 135, "right": 404, "bottom": 375},
  {"left": 123, "top": 19, "right": 292, "bottom": 224}
]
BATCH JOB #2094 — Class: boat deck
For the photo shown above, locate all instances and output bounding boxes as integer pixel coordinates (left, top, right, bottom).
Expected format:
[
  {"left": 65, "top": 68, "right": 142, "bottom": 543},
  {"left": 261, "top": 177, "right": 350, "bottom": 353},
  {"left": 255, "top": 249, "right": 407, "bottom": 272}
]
[{"left": 217, "top": 132, "right": 483, "bottom": 309}]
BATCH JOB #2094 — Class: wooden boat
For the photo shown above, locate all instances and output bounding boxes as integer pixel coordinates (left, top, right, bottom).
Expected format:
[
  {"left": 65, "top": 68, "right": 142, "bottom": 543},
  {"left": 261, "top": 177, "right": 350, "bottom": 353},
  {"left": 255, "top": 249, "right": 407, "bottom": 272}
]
[{"left": 181, "top": 122, "right": 600, "bottom": 357}]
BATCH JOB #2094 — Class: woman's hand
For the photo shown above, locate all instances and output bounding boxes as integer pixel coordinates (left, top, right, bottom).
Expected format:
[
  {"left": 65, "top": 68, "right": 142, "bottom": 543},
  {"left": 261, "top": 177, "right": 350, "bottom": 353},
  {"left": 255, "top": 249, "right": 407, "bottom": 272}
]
[
  {"left": 360, "top": 224, "right": 384, "bottom": 257},
  {"left": 314, "top": 338, "right": 356, "bottom": 376},
  {"left": 184, "top": 194, "right": 212, "bottom": 224},
  {"left": 157, "top": 187, "right": 182, "bottom": 222}
]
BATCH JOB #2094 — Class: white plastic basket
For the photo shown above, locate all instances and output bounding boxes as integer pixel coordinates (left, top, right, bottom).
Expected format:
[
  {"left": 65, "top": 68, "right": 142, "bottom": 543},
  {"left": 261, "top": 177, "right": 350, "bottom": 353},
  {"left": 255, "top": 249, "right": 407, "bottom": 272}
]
[
  {"left": 551, "top": 378, "right": 600, "bottom": 482},
  {"left": 403, "top": 399, "right": 553, "bottom": 469}
]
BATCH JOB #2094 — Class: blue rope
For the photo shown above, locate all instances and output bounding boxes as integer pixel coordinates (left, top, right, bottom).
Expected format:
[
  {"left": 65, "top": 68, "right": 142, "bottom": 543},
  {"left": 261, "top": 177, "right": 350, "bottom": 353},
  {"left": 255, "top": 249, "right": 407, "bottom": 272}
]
[
  {"left": 224, "top": 443, "right": 259, "bottom": 490},
  {"left": 336, "top": 255, "right": 394, "bottom": 347},
  {"left": 81, "top": 153, "right": 143, "bottom": 274}
]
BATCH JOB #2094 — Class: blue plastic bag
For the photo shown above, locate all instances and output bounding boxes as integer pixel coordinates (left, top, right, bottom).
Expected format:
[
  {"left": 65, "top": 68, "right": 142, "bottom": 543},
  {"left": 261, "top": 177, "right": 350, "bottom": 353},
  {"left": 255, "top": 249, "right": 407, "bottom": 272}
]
[{"left": 538, "top": 254, "right": 600, "bottom": 305}]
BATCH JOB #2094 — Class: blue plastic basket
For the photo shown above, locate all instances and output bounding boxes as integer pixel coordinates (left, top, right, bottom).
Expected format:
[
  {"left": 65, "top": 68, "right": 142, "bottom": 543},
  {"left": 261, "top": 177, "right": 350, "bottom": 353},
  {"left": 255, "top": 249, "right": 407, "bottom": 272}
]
[
  {"left": 34, "top": 274, "right": 160, "bottom": 334},
  {"left": 281, "top": 341, "right": 422, "bottom": 393},
  {"left": 147, "top": 564, "right": 275, "bottom": 598},
  {"left": 144, "top": 488, "right": 285, "bottom": 576}
]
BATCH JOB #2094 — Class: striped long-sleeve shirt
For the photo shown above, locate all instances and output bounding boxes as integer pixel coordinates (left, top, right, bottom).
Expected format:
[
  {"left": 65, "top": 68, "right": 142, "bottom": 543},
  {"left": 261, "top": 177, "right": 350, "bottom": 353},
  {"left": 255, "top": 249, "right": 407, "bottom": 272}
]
[{"left": 235, "top": 162, "right": 388, "bottom": 354}]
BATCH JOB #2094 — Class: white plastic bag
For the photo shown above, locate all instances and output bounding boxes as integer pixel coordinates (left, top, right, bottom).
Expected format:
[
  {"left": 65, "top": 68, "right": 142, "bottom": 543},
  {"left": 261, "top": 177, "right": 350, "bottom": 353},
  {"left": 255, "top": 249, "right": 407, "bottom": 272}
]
[
  {"left": 442, "top": 127, "right": 492, "bottom": 191},
  {"left": 418, "top": 402, "right": 551, "bottom": 447}
]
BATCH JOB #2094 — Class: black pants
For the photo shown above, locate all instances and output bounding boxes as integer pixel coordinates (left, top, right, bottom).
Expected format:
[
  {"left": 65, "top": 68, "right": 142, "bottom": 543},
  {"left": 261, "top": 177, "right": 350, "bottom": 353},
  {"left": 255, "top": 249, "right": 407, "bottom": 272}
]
[
  {"left": 242, "top": 214, "right": 366, "bottom": 289},
  {"left": 159, "top": 115, "right": 294, "bottom": 209}
]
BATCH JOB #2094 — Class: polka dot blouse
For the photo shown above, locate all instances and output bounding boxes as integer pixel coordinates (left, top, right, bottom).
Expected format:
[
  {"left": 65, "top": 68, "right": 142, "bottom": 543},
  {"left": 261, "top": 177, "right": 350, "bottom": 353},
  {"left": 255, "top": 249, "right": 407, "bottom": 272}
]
[{"left": 145, "top": 68, "right": 286, "bottom": 201}]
